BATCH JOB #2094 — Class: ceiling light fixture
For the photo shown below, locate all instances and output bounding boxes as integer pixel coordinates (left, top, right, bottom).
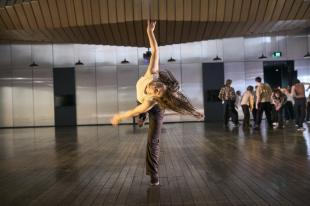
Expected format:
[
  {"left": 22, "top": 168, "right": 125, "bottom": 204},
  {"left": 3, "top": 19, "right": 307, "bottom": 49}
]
[
  {"left": 213, "top": 55, "right": 222, "bottom": 61},
  {"left": 213, "top": 40, "right": 222, "bottom": 61},
  {"left": 258, "top": 54, "right": 267, "bottom": 59},
  {"left": 167, "top": 57, "right": 176, "bottom": 62},
  {"left": 75, "top": 60, "right": 84, "bottom": 65},
  {"left": 29, "top": 61, "right": 39, "bottom": 67},
  {"left": 258, "top": 35, "right": 267, "bottom": 59},
  {"left": 304, "top": 34, "right": 310, "bottom": 59},
  {"left": 74, "top": 44, "right": 84, "bottom": 66},
  {"left": 29, "top": 44, "right": 39, "bottom": 67},
  {"left": 121, "top": 58, "right": 129, "bottom": 64}
]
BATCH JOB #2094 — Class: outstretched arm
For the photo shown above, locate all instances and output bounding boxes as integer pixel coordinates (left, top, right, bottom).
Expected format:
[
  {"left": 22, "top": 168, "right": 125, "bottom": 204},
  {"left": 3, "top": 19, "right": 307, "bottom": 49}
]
[
  {"left": 144, "top": 21, "right": 159, "bottom": 77},
  {"left": 111, "top": 100, "right": 156, "bottom": 126}
]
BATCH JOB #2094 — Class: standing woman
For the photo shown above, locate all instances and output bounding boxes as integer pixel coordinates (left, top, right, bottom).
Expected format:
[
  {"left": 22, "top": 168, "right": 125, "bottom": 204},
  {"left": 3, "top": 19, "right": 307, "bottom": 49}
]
[
  {"left": 111, "top": 21, "right": 203, "bottom": 186},
  {"left": 283, "top": 86, "right": 294, "bottom": 122},
  {"left": 271, "top": 88, "right": 287, "bottom": 128}
]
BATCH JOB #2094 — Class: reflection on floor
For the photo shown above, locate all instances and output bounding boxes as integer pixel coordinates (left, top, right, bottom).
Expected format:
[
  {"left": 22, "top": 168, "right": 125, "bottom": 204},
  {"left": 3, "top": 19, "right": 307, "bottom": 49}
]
[{"left": 0, "top": 122, "right": 310, "bottom": 206}]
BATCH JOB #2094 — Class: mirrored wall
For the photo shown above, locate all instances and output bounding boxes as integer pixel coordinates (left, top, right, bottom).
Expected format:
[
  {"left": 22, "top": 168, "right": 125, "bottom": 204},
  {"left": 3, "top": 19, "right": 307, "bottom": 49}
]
[{"left": 0, "top": 34, "right": 310, "bottom": 127}]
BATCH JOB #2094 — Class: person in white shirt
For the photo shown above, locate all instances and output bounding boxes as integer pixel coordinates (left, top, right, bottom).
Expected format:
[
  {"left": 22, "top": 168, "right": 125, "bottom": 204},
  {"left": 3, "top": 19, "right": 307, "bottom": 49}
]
[
  {"left": 241, "top": 86, "right": 254, "bottom": 128},
  {"left": 235, "top": 90, "right": 242, "bottom": 108},
  {"left": 283, "top": 86, "right": 294, "bottom": 122},
  {"left": 111, "top": 21, "right": 203, "bottom": 186}
]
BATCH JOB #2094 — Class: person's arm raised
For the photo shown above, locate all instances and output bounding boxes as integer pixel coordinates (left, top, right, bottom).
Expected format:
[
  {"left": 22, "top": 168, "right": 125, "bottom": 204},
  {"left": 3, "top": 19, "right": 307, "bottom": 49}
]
[{"left": 144, "top": 21, "right": 159, "bottom": 77}]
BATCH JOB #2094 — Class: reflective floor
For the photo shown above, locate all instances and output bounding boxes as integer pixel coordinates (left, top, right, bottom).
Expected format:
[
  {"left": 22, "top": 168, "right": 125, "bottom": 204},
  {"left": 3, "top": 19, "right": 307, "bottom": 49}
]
[{"left": 0, "top": 122, "right": 310, "bottom": 206}]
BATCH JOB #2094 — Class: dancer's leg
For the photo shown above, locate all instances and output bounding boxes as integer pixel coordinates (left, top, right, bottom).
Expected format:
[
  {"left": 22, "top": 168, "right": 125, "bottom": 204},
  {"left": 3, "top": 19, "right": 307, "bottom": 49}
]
[{"left": 146, "top": 105, "right": 164, "bottom": 184}]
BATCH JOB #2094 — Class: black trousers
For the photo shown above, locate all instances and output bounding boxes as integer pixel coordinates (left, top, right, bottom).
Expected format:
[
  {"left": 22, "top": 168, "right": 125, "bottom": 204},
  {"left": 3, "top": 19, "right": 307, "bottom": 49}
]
[
  {"left": 255, "top": 102, "right": 272, "bottom": 127},
  {"left": 224, "top": 100, "right": 238, "bottom": 125},
  {"left": 146, "top": 105, "right": 164, "bottom": 178},
  {"left": 271, "top": 104, "right": 277, "bottom": 123},
  {"left": 294, "top": 98, "right": 306, "bottom": 128},
  {"left": 252, "top": 108, "right": 257, "bottom": 122},
  {"left": 307, "top": 102, "right": 310, "bottom": 121},
  {"left": 242, "top": 105, "right": 250, "bottom": 127},
  {"left": 275, "top": 106, "right": 284, "bottom": 126},
  {"left": 284, "top": 101, "right": 294, "bottom": 120}
]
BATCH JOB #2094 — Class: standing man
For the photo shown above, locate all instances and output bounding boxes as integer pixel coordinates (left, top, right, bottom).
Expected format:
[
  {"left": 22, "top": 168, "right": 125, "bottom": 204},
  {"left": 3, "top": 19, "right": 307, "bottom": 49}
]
[
  {"left": 254, "top": 77, "right": 273, "bottom": 129},
  {"left": 218, "top": 79, "right": 239, "bottom": 127},
  {"left": 291, "top": 79, "right": 306, "bottom": 131},
  {"left": 241, "top": 86, "right": 254, "bottom": 128}
]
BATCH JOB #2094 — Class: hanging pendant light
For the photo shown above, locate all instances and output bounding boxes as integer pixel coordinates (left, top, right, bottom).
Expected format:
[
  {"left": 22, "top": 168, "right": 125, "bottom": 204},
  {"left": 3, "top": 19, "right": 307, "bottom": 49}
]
[
  {"left": 258, "top": 35, "right": 267, "bottom": 59},
  {"left": 29, "top": 61, "right": 39, "bottom": 67},
  {"left": 168, "top": 57, "right": 176, "bottom": 62},
  {"left": 258, "top": 54, "right": 267, "bottom": 59},
  {"left": 29, "top": 44, "right": 39, "bottom": 67},
  {"left": 304, "top": 34, "right": 310, "bottom": 59},
  {"left": 213, "top": 40, "right": 222, "bottom": 61},
  {"left": 75, "top": 60, "right": 84, "bottom": 65},
  {"left": 304, "top": 52, "right": 310, "bottom": 59},
  {"left": 121, "top": 58, "right": 129, "bottom": 64},
  {"left": 213, "top": 55, "right": 222, "bottom": 61},
  {"left": 74, "top": 44, "right": 84, "bottom": 66}
]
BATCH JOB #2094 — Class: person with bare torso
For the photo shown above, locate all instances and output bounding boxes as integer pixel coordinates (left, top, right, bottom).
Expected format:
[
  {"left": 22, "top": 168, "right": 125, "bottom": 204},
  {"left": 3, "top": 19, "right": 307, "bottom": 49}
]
[{"left": 291, "top": 79, "right": 306, "bottom": 131}]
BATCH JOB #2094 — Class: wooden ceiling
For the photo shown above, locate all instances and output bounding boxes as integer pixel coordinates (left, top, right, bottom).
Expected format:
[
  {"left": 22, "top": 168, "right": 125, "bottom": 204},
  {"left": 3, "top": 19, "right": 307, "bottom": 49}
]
[{"left": 0, "top": 0, "right": 310, "bottom": 47}]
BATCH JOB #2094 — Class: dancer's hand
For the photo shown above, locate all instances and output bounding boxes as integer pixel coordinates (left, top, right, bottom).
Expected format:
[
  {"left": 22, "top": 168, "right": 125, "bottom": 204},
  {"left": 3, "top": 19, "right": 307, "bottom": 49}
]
[
  {"left": 194, "top": 112, "right": 204, "bottom": 119},
  {"left": 111, "top": 114, "right": 122, "bottom": 126},
  {"left": 147, "top": 20, "right": 156, "bottom": 32}
]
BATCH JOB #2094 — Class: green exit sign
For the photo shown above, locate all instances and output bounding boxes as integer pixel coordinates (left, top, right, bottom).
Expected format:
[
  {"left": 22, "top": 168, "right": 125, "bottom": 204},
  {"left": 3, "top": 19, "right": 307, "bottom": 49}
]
[{"left": 272, "top": 51, "right": 282, "bottom": 58}]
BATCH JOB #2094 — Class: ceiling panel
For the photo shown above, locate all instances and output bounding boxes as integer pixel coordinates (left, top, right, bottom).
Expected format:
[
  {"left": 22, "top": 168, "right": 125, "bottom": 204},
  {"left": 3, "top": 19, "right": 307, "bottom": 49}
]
[{"left": 0, "top": 0, "right": 309, "bottom": 46}]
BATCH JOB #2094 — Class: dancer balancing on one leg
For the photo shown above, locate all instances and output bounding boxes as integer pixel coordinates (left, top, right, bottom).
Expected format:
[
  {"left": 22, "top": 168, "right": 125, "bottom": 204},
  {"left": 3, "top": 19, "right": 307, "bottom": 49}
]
[{"left": 111, "top": 21, "right": 203, "bottom": 186}]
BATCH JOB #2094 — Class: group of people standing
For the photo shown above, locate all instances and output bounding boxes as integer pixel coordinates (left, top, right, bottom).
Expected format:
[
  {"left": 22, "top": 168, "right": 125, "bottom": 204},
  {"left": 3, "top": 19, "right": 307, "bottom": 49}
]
[{"left": 218, "top": 77, "right": 310, "bottom": 131}]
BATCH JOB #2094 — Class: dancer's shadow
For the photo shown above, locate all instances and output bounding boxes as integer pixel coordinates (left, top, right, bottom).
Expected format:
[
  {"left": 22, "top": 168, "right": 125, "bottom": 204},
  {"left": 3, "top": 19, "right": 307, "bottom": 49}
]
[{"left": 146, "top": 186, "right": 160, "bottom": 205}]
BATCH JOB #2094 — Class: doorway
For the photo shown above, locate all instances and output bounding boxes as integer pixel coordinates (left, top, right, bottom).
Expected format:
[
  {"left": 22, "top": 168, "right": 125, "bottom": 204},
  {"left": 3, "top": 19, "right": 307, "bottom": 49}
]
[
  {"left": 53, "top": 67, "right": 77, "bottom": 126},
  {"left": 263, "top": 61, "right": 297, "bottom": 89},
  {"left": 202, "top": 62, "right": 224, "bottom": 122}
]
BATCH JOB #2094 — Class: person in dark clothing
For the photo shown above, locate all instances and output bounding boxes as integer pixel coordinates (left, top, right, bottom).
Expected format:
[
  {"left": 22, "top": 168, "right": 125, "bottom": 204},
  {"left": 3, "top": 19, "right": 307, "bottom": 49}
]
[
  {"left": 291, "top": 79, "right": 306, "bottom": 131},
  {"left": 306, "top": 94, "right": 310, "bottom": 123},
  {"left": 111, "top": 21, "right": 203, "bottom": 186},
  {"left": 271, "top": 88, "right": 287, "bottom": 128},
  {"left": 252, "top": 86, "right": 258, "bottom": 122},
  {"left": 254, "top": 77, "right": 273, "bottom": 129},
  {"left": 218, "top": 79, "right": 239, "bottom": 127}
]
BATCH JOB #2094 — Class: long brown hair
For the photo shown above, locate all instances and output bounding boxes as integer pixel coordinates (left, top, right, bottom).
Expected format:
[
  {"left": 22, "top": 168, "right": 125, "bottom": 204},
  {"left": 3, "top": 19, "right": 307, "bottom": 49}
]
[{"left": 155, "top": 70, "right": 201, "bottom": 118}]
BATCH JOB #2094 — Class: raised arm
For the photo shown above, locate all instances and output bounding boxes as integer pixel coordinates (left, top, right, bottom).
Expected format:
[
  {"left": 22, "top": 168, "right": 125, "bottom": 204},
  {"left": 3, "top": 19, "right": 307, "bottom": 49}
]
[{"left": 144, "top": 21, "right": 159, "bottom": 77}]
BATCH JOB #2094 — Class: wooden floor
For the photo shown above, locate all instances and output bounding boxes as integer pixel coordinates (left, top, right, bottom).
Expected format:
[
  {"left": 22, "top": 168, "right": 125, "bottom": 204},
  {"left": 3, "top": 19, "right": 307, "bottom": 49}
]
[{"left": 0, "top": 122, "right": 310, "bottom": 206}]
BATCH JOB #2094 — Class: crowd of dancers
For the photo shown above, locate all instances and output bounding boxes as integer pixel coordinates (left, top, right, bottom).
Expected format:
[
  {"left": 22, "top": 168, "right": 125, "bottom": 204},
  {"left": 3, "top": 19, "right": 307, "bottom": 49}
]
[{"left": 218, "top": 77, "right": 310, "bottom": 131}]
